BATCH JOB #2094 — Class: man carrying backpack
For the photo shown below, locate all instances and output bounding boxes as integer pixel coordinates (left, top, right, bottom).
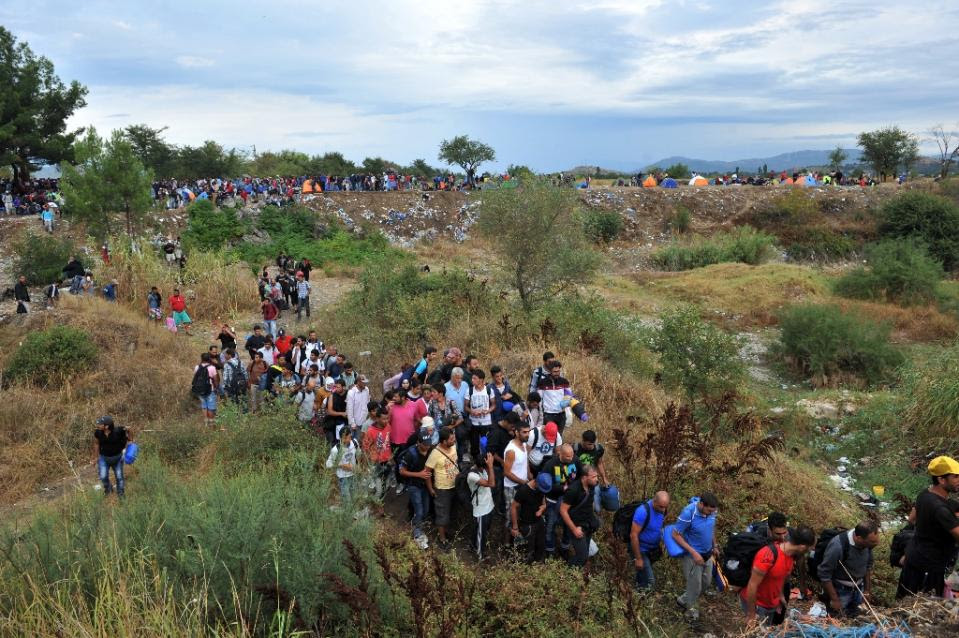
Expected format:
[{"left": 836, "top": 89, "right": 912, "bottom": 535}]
[
  {"left": 630, "top": 491, "right": 670, "bottom": 591},
  {"left": 511, "top": 472, "right": 552, "bottom": 563},
  {"left": 92, "top": 415, "right": 131, "bottom": 497},
  {"left": 465, "top": 369, "right": 495, "bottom": 459},
  {"left": 747, "top": 511, "right": 790, "bottom": 543},
  {"left": 399, "top": 432, "right": 434, "bottom": 550},
  {"left": 528, "top": 351, "right": 554, "bottom": 395},
  {"left": 222, "top": 348, "right": 247, "bottom": 405},
  {"left": 527, "top": 421, "right": 560, "bottom": 475},
  {"left": 559, "top": 463, "right": 601, "bottom": 567},
  {"left": 673, "top": 493, "right": 720, "bottom": 622},
  {"left": 742, "top": 527, "right": 816, "bottom": 628},
  {"left": 817, "top": 521, "right": 879, "bottom": 618},
  {"left": 191, "top": 352, "right": 219, "bottom": 428}
]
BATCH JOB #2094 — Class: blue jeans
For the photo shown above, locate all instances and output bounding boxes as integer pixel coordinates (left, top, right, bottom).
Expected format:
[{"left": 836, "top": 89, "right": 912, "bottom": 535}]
[
  {"left": 408, "top": 485, "right": 431, "bottom": 539},
  {"left": 740, "top": 598, "right": 779, "bottom": 624},
  {"left": 337, "top": 476, "right": 353, "bottom": 506},
  {"left": 263, "top": 320, "right": 277, "bottom": 337},
  {"left": 544, "top": 499, "right": 570, "bottom": 553},
  {"left": 98, "top": 454, "right": 125, "bottom": 495},
  {"left": 635, "top": 551, "right": 655, "bottom": 589},
  {"left": 833, "top": 582, "right": 864, "bottom": 616}
]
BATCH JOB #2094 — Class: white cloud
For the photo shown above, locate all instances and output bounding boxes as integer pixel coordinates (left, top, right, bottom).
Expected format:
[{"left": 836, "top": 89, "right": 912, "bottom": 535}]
[
  {"left": 111, "top": 20, "right": 133, "bottom": 31},
  {"left": 175, "top": 55, "right": 215, "bottom": 68}
]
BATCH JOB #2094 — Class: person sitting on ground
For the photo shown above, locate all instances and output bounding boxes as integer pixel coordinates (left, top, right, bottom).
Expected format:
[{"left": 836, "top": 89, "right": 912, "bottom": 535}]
[
  {"left": 818, "top": 520, "right": 879, "bottom": 618},
  {"left": 742, "top": 527, "right": 816, "bottom": 628}
]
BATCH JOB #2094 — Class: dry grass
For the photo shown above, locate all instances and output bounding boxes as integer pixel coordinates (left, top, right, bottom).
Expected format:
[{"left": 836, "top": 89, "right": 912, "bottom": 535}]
[
  {"left": 0, "top": 296, "right": 198, "bottom": 504},
  {"left": 95, "top": 240, "right": 260, "bottom": 323},
  {"left": 835, "top": 299, "right": 958, "bottom": 343}
]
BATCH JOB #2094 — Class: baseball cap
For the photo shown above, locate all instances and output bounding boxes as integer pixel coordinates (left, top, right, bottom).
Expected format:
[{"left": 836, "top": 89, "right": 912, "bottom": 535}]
[
  {"left": 418, "top": 431, "right": 433, "bottom": 444},
  {"left": 536, "top": 472, "right": 553, "bottom": 493},
  {"left": 420, "top": 416, "right": 435, "bottom": 430},
  {"left": 277, "top": 328, "right": 286, "bottom": 336},
  {"left": 448, "top": 347, "right": 461, "bottom": 358},
  {"left": 502, "top": 401, "right": 515, "bottom": 413},
  {"left": 96, "top": 415, "right": 114, "bottom": 427},
  {"left": 324, "top": 376, "right": 335, "bottom": 390},
  {"left": 928, "top": 456, "right": 959, "bottom": 477},
  {"left": 544, "top": 421, "right": 558, "bottom": 443},
  {"left": 357, "top": 374, "right": 368, "bottom": 383}
]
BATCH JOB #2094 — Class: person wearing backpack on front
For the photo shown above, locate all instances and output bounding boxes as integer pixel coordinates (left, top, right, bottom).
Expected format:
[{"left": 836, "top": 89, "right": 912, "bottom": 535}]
[
  {"left": 742, "top": 527, "right": 816, "bottom": 628},
  {"left": 817, "top": 520, "right": 879, "bottom": 618},
  {"left": 191, "top": 352, "right": 219, "bottom": 428},
  {"left": 672, "top": 493, "right": 720, "bottom": 622},
  {"left": 630, "top": 491, "right": 670, "bottom": 591},
  {"left": 465, "top": 369, "right": 495, "bottom": 460},
  {"left": 325, "top": 428, "right": 359, "bottom": 507}
]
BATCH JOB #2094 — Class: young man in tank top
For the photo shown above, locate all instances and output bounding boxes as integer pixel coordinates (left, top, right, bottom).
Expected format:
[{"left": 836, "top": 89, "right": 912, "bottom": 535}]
[{"left": 502, "top": 420, "right": 531, "bottom": 529}]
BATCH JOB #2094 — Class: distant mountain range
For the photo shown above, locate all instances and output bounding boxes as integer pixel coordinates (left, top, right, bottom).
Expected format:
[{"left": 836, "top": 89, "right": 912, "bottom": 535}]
[{"left": 647, "top": 149, "right": 864, "bottom": 174}]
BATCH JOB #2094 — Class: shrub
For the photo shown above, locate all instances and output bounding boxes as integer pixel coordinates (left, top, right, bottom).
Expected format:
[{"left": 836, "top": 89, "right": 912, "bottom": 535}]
[
  {"left": 752, "top": 189, "right": 820, "bottom": 227},
  {"left": 775, "top": 303, "right": 903, "bottom": 387},
  {"left": 652, "top": 226, "right": 777, "bottom": 271},
  {"left": 4, "top": 325, "right": 97, "bottom": 386},
  {"left": 834, "top": 239, "right": 943, "bottom": 305},
  {"left": 904, "top": 343, "right": 959, "bottom": 449},
  {"left": 878, "top": 191, "right": 959, "bottom": 270},
  {"left": 233, "top": 228, "right": 400, "bottom": 272},
  {"left": 582, "top": 209, "right": 623, "bottom": 243},
  {"left": 782, "top": 227, "right": 857, "bottom": 261},
  {"left": 182, "top": 199, "right": 245, "bottom": 250},
  {"left": 671, "top": 205, "right": 691, "bottom": 234},
  {"left": 649, "top": 306, "right": 744, "bottom": 402},
  {"left": 12, "top": 232, "right": 82, "bottom": 285}
]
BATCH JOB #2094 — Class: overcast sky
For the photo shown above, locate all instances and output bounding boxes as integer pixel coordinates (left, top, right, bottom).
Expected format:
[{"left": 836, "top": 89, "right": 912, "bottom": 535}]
[{"left": 6, "top": 0, "right": 959, "bottom": 172}]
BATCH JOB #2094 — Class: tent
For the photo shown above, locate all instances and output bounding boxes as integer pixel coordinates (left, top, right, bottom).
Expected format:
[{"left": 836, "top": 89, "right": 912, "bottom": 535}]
[
  {"left": 805, "top": 175, "right": 818, "bottom": 186},
  {"left": 793, "top": 176, "right": 809, "bottom": 187},
  {"left": 302, "top": 179, "right": 314, "bottom": 193},
  {"left": 689, "top": 176, "right": 708, "bottom": 186},
  {"left": 642, "top": 175, "right": 658, "bottom": 188},
  {"left": 781, "top": 177, "right": 794, "bottom": 185},
  {"left": 661, "top": 177, "right": 678, "bottom": 188}
]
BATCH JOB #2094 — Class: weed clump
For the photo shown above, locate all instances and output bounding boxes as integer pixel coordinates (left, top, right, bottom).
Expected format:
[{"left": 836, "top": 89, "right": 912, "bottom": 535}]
[
  {"left": 775, "top": 303, "right": 903, "bottom": 387},
  {"left": 182, "top": 199, "right": 246, "bottom": 250},
  {"left": 4, "top": 325, "right": 97, "bottom": 386},
  {"left": 652, "top": 226, "right": 777, "bottom": 271},
  {"left": 904, "top": 343, "right": 959, "bottom": 451},
  {"left": 834, "top": 239, "right": 943, "bottom": 306},
  {"left": 13, "top": 232, "right": 83, "bottom": 285},
  {"left": 878, "top": 191, "right": 959, "bottom": 270},
  {"left": 582, "top": 209, "right": 623, "bottom": 243}
]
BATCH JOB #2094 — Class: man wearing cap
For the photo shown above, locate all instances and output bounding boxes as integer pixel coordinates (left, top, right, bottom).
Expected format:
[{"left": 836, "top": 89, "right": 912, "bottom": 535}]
[
  {"left": 528, "top": 421, "right": 561, "bottom": 475},
  {"left": 91, "top": 416, "right": 131, "bottom": 497},
  {"left": 399, "top": 432, "right": 434, "bottom": 550},
  {"left": 346, "top": 374, "right": 370, "bottom": 441},
  {"left": 896, "top": 456, "right": 959, "bottom": 598},
  {"left": 511, "top": 472, "right": 552, "bottom": 563}
]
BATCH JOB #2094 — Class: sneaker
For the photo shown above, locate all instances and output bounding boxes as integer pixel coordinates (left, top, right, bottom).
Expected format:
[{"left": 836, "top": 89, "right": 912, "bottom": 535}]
[
  {"left": 415, "top": 536, "right": 429, "bottom": 550},
  {"left": 396, "top": 483, "right": 406, "bottom": 495},
  {"left": 684, "top": 609, "right": 700, "bottom": 622},
  {"left": 675, "top": 594, "right": 687, "bottom": 610}
]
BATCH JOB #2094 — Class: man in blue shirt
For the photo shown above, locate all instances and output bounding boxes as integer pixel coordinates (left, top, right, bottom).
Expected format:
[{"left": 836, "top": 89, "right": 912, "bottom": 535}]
[
  {"left": 630, "top": 491, "right": 670, "bottom": 590},
  {"left": 672, "top": 492, "right": 719, "bottom": 621}
]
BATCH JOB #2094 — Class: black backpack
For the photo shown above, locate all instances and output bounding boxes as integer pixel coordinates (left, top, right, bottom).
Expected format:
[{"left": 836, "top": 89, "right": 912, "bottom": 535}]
[
  {"left": 807, "top": 527, "right": 849, "bottom": 577},
  {"left": 889, "top": 524, "right": 915, "bottom": 569},
  {"left": 225, "top": 361, "right": 247, "bottom": 397},
  {"left": 191, "top": 365, "right": 213, "bottom": 397},
  {"left": 721, "top": 531, "right": 778, "bottom": 588},
  {"left": 614, "top": 500, "right": 648, "bottom": 542}
]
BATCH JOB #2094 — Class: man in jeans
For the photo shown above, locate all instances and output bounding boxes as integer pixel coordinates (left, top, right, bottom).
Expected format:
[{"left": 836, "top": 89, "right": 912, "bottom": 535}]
[
  {"left": 541, "top": 444, "right": 577, "bottom": 557},
  {"left": 559, "top": 464, "right": 600, "bottom": 567},
  {"left": 295, "top": 271, "right": 311, "bottom": 320},
  {"left": 399, "top": 433, "right": 434, "bottom": 550},
  {"left": 672, "top": 492, "right": 720, "bottom": 621},
  {"left": 630, "top": 491, "right": 670, "bottom": 591},
  {"left": 92, "top": 415, "right": 131, "bottom": 497}
]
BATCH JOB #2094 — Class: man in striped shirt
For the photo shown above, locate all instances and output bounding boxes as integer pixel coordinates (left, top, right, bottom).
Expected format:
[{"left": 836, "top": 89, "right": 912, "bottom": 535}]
[{"left": 295, "top": 271, "right": 311, "bottom": 320}]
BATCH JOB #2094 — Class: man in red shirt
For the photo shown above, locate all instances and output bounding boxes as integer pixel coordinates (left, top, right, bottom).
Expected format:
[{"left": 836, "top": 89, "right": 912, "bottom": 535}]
[
  {"left": 274, "top": 328, "right": 292, "bottom": 355},
  {"left": 742, "top": 526, "right": 816, "bottom": 627},
  {"left": 169, "top": 288, "right": 193, "bottom": 335}
]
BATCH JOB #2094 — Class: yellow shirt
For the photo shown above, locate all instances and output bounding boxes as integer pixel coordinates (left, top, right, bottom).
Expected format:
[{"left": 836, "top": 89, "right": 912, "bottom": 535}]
[{"left": 425, "top": 444, "right": 459, "bottom": 490}]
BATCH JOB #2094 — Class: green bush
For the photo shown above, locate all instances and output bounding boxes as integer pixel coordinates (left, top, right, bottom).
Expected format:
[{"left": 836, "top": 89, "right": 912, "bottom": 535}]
[
  {"left": 4, "top": 325, "right": 97, "bottom": 386},
  {"left": 904, "top": 343, "right": 959, "bottom": 449},
  {"left": 834, "top": 239, "right": 943, "bottom": 305},
  {"left": 256, "top": 204, "right": 316, "bottom": 237},
  {"left": 878, "top": 191, "right": 959, "bottom": 270},
  {"left": 670, "top": 205, "right": 692, "bottom": 234},
  {"left": 649, "top": 306, "right": 744, "bottom": 401},
  {"left": 582, "top": 209, "right": 623, "bottom": 243},
  {"left": 652, "top": 226, "right": 777, "bottom": 271},
  {"left": 775, "top": 303, "right": 903, "bottom": 387},
  {"left": 782, "top": 227, "right": 857, "bottom": 261},
  {"left": 751, "top": 190, "right": 820, "bottom": 227},
  {"left": 233, "top": 228, "right": 401, "bottom": 272},
  {"left": 182, "top": 199, "right": 245, "bottom": 250},
  {"left": 12, "top": 233, "right": 82, "bottom": 285}
]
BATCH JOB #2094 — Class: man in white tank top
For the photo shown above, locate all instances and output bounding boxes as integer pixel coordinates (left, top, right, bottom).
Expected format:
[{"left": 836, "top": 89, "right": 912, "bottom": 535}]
[{"left": 502, "top": 420, "right": 531, "bottom": 528}]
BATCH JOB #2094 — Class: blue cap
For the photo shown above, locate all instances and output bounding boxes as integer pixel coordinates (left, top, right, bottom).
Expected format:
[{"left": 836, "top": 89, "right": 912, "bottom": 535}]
[
  {"left": 502, "top": 401, "right": 515, "bottom": 413},
  {"left": 536, "top": 472, "right": 553, "bottom": 493}
]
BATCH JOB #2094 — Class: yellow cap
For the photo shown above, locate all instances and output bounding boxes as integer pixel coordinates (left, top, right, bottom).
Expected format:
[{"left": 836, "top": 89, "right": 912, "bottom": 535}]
[{"left": 928, "top": 456, "right": 959, "bottom": 477}]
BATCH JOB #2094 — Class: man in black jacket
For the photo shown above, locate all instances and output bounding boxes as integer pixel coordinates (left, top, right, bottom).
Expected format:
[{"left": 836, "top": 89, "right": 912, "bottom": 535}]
[{"left": 13, "top": 275, "right": 29, "bottom": 314}]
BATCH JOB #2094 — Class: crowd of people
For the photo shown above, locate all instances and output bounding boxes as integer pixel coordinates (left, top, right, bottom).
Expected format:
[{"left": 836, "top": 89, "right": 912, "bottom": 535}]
[
  {"left": 173, "top": 256, "right": 959, "bottom": 630},
  {"left": 1, "top": 178, "right": 62, "bottom": 219}
]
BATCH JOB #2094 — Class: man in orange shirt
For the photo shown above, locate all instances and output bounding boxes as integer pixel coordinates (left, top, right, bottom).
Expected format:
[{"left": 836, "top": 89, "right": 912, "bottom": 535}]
[{"left": 742, "top": 527, "right": 816, "bottom": 627}]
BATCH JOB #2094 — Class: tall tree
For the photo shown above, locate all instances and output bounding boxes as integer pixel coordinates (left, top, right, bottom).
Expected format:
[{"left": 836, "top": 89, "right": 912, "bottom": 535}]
[
  {"left": 931, "top": 124, "right": 959, "bottom": 179},
  {"left": 477, "top": 179, "right": 600, "bottom": 312},
  {"left": 828, "top": 146, "right": 848, "bottom": 171},
  {"left": 0, "top": 27, "right": 87, "bottom": 188},
  {"left": 61, "top": 128, "right": 154, "bottom": 237},
  {"left": 438, "top": 135, "right": 495, "bottom": 186},
  {"left": 123, "top": 124, "right": 175, "bottom": 177},
  {"left": 857, "top": 126, "right": 920, "bottom": 182}
]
